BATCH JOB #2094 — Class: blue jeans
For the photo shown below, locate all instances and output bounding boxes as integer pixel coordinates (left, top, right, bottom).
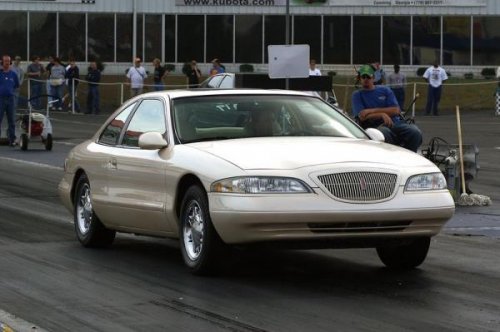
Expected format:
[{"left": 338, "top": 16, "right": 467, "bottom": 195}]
[
  {"left": 0, "top": 96, "right": 16, "bottom": 144},
  {"left": 67, "top": 84, "right": 81, "bottom": 112},
  {"left": 87, "top": 86, "right": 100, "bottom": 114},
  {"left": 50, "top": 84, "right": 64, "bottom": 109},
  {"left": 30, "top": 83, "right": 43, "bottom": 109},
  {"left": 378, "top": 122, "right": 423, "bottom": 152},
  {"left": 425, "top": 85, "right": 442, "bottom": 115},
  {"left": 154, "top": 82, "right": 164, "bottom": 91}
]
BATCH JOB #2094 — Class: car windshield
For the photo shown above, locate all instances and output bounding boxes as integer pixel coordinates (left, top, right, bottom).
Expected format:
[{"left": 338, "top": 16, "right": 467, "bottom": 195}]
[{"left": 172, "top": 94, "right": 367, "bottom": 143}]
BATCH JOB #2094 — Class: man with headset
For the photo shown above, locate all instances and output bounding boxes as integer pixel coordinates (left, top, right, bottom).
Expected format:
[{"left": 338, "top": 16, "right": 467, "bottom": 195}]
[{"left": 351, "top": 64, "right": 422, "bottom": 152}]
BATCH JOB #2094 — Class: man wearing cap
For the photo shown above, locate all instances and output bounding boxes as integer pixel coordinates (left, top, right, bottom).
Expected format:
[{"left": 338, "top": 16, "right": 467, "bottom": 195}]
[
  {"left": 351, "top": 64, "right": 422, "bottom": 152},
  {"left": 11, "top": 56, "right": 24, "bottom": 113},
  {"left": 0, "top": 55, "right": 20, "bottom": 146},
  {"left": 126, "top": 57, "right": 148, "bottom": 97}
]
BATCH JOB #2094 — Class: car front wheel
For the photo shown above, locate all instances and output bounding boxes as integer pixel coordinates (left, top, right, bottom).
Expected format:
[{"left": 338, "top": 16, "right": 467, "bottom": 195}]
[
  {"left": 179, "top": 185, "right": 225, "bottom": 275},
  {"left": 376, "top": 237, "right": 431, "bottom": 270},
  {"left": 74, "top": 174, "right": 115, "bottom": 247}
]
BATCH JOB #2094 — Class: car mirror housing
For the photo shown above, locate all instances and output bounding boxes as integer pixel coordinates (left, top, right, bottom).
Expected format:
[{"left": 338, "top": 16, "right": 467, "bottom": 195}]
[
  {"left": 138, "top": 131, "right": 168, "bottom": 150},
  {"left": 365, "top": 128, "right": 385, "bottom": 142}
]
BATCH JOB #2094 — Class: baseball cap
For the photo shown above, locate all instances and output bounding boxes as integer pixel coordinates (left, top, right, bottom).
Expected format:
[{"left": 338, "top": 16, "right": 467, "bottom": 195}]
[
  {"left": 14, "top": 56, "right": 21, "bottom": 61},
  {"left": 358, "top": 64, "right": 375, "bottom": 77}
]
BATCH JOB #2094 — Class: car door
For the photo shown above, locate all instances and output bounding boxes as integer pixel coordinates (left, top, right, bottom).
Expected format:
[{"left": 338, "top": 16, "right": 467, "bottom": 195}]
[
  {"left": 91, "top": 101, "right": 137, "bottom": 222},
  {"left": 104, "top": 98, "right": 171, "bottom": 234}
]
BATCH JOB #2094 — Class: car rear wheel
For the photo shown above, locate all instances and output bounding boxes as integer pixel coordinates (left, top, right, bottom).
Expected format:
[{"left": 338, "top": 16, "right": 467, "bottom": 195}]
[
  {"left": 376, "top": 237, "right": 430, "bottom": 270},
  {"left": 45, "top": 133, "right": 53, "bottom": 151},
  {"left": 179, "top": 185, "right": 225, "bottom": 275},
  {"left": 74, "top": 174, "right": 115, "bottom": 247},
  {"left": 20, "top": 133, "right": 28, "bottom": 151}
]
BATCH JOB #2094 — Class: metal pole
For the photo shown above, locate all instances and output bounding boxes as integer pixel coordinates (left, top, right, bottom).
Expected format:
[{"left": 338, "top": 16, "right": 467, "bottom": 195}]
[
  {"left": 133, "top": 0, "right": 137, "bottom": 60},
  {"left": 285, "top": 0, "right": 290, "bottom": 90},
  {"left": 412, "top": 82, "right": 417, "bottom": 118}
]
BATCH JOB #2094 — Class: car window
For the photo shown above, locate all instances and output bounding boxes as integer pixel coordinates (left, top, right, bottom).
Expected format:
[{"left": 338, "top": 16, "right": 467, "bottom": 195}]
[
  {"left": 99, "top": 102, "right": 136, "bottom": 146},
  {"left": 219, "top": 75, "right": 233, "bottom": 88},
  {"left": 172, "top": 95, "right": 367, "bottom": 143},
  {"left": 206, "top": 75, "right": 224, "bottom": 88},
  {"left": 121, "top": 99, "right": 166, "bottom": 147}
]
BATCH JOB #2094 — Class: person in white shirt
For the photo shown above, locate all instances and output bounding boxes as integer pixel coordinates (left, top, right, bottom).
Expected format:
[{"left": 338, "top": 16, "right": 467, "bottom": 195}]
[
  {"left": 307, "top": 59, "right": 322, "bottom": 97},
  {"left": 126, "top": 57, "right": 148, "bottom": 98},
  {"left": 309, "top": 59, "right": 321, "bottom": 76},
  {"left": 423, "top": 63, "right": 448, "bottom": 116}
]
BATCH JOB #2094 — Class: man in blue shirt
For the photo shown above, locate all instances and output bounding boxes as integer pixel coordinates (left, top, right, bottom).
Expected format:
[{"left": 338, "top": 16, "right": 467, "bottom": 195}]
[
  {"left": 0, "top": 55, "right": 20, "bottom": 146},
  {"left": 351, "top": 64, "right": 422, "bottom": 152}
]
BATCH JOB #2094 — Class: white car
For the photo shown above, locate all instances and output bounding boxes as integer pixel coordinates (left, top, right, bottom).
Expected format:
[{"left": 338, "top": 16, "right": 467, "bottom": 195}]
[{"left": 59, "top": 89, "right": 455, "bottom": 274}]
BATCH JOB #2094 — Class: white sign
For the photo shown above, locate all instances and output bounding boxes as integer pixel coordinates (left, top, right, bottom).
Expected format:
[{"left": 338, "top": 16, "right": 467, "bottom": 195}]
[
  {"left": 176, "top": 0, "right": 486, "bottom": 6},
  {"left": 268, "top": 44, "right": 309, "bottom": 79}
]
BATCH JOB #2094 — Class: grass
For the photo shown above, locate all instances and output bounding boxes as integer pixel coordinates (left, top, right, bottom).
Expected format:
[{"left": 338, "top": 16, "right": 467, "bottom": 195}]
[
  {"left": 331, "top": 76, "right": 499, "bottom": 114},
  {"left": 18, "top": 74, "right": 500, "bottom": 115}
]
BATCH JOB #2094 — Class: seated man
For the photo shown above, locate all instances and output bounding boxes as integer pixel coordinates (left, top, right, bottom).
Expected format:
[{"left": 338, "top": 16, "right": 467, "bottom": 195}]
[{"left": 351, "top": 64, "right": 422, "bottom": 152}]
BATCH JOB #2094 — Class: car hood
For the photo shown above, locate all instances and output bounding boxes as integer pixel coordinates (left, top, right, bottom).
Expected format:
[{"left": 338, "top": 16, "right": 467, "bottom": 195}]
[{"left": 187, "top": 137, "right": 431, "bottom": 170}]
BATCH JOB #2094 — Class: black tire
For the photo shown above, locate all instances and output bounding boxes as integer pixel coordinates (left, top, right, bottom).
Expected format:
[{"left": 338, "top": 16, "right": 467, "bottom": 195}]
[
  {"left": 179, "top": 185, "right": 225, "bottom": 275},
  {"left": 74, "top": 174, "right": 115, "bottom": 247},
  {"left": 20, "top": 133, "right": 28, "bottom": 151},
  {"left": 45, "top": 133, "right": 53, "bottom": 151},
  {"left": 376, "top": 237, "right": 431, "bottom": 270}
]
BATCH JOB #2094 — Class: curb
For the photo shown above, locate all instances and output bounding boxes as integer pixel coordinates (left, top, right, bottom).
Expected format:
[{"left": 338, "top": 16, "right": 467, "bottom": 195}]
[{"left": 0, "top": 310, "right": 49, "bottom": 332}]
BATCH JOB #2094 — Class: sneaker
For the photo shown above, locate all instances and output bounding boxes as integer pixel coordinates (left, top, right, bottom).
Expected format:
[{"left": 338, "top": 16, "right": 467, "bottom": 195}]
[
  {"left": 9, "top": 142, "right": 17, "bottom": 147},
  {"left": 57, "top": 107, "right": 63, "bottom": 111}
]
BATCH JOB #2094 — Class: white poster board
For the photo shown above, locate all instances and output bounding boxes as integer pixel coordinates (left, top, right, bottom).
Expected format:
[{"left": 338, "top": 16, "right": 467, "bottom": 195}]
[{"left": 268, "top": 44, "right": 310, "bottom": 79}]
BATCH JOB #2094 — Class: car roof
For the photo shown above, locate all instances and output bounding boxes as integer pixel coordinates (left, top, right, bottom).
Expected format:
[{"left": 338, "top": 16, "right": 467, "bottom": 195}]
[{"left": 137, "top": 88, "right": 316, "bottom": 100}]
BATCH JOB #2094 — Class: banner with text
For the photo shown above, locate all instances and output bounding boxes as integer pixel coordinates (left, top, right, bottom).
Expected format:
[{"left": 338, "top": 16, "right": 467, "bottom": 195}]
[{"left": 176, "top": 0, "right": 486, "bottom": 6}]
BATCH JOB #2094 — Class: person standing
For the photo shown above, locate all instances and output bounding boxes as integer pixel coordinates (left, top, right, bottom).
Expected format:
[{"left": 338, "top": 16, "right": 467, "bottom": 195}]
[
  {"left": 126, "top": 57, "right": 147, "bottom": 97},
  {"left": 351, "top": 64, "right": 422, "bottom": 152},
  {"left": 387, "top": 64, "right": 407, "bottom": 111},
  {"left": 49, "top": 57, "right": 66, "bottom": 111},
  {"left": 307, "top": 59, "right": 322, "bottom": 97},
  {"left": 372, "top": 62, "right": 386, "bottom": 85},
  {"left": 209, "top": 58, "right": 225, "bottom": 76},
  {"left": 65, "top": 58, "right": 80, "bottom": 113},
  {"left": 423, "top": 63, "right": 448, "bottom": 116},
  {"left": 152, "top": 58, "right": 168, "bottom": 91},
  {"left": 85, "top": 61, "right": 101, "bottom": 115},
  {"left": 309, "top": 59, "right": 321, "bottom": 76},
  {"left": 11, "top": 56, "right": 24, "bottom": 112},
  {"left": 186, "top": 60, "right": 201, "bottom": 88},
  {"left": 26, "top": 55, "right": 45, "bottom": 110},
  {"left": 45, "top": 55, "right": 55, "bottom": 104},
  {"left": 0, "top": 55, "right": 20, "bottom": 146}
]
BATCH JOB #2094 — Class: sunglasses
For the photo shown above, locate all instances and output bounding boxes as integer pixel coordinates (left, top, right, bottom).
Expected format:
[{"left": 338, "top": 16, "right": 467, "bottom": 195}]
[{"left": 360, "top": 74, "right": 373, "bottom": 79}]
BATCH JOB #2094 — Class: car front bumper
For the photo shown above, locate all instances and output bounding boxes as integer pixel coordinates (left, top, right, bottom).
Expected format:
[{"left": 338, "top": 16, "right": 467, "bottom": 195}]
[{"left": 208, "top": 188, "right": 455, "bottom": 245}]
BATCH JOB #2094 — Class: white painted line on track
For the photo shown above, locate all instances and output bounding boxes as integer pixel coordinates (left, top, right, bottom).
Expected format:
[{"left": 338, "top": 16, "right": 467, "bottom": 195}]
[
  {"left": 0, "top": 156, "right": 63, "bottom": 171},
  {"left": 446, "top": 226, "right": 500, "bottom": 231},
  {"left": 0, "top": 308, "right": 50, "bottom": 332}
]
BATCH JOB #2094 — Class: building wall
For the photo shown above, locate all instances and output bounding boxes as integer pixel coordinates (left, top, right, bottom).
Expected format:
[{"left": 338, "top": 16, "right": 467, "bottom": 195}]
[{"left": 1, "top": 0, "right": 500, "bottom": 76}]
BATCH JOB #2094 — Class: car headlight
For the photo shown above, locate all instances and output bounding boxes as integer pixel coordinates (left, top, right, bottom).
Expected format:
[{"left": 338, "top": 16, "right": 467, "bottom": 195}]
[
  {"left": 211, "top": 177, "right": 312, "bottom": 194},
  {"left": 405, "top": 172, "right": 447, "bottom": 192}
]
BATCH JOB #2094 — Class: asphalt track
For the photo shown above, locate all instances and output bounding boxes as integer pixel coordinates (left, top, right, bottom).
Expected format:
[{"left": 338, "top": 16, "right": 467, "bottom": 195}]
[{"left": 0, "top": 106, "right": 499, "bottom": 331}]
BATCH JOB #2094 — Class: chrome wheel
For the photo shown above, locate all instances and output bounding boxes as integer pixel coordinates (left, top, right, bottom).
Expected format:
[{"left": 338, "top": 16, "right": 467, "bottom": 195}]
[
  {"left": 73, "top": 174, "right": 115, "bottom": 247},
  {"left": 179, "top": 185, "right": 225, "bottom": 274},
  {"left": 183, "top": 200, "right": 205, "bottom": 261},
  {"left": 76, "top": 183, "right": 92, "bottom": 235}
]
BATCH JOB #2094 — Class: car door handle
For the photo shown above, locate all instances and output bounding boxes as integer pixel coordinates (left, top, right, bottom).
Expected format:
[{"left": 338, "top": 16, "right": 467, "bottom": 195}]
[{"left": 109, "top": 158, "right": 117, "bottom": 169}]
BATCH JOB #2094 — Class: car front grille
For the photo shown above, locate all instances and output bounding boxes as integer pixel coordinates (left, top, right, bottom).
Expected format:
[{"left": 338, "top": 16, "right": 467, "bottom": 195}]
[
  {"left": 308, "top": 220, "right": 412, "bottom": 233},
  {"left": 317, "top": 171, "right": 397, "bottom": 202}
]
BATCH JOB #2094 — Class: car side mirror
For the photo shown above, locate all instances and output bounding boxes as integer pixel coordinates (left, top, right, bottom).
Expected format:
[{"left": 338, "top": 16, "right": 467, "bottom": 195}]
[
  {"left": 365, "top": 128, "right": 385, "bottom": 142},
  {"left": 138, "top": 131, "right": 168, "bottom": 150}
]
